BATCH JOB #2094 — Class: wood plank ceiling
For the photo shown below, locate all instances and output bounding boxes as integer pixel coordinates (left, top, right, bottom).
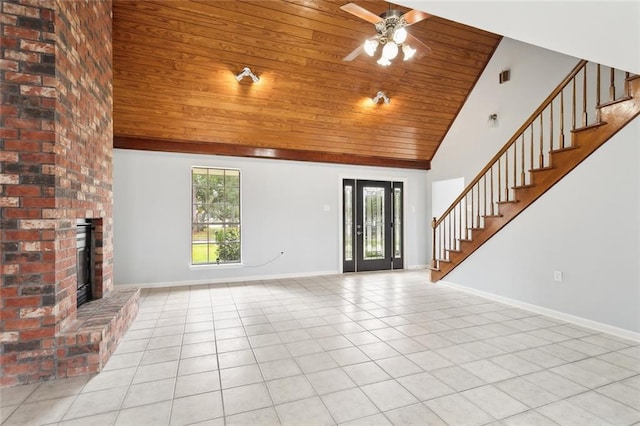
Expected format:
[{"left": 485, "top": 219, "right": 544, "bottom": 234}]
[{"left": 112, "top": 0, "right": 501, "bottom": 169}]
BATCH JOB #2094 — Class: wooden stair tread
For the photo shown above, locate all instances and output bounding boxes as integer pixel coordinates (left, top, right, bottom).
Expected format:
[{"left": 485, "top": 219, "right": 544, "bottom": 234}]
[
  {"left": 513, "top": 184, "right": 535, "bottom": 189},
  {"left": 531, "top": 166, "right": 554, "bottom": 172},
  {"left": 483, "top": 214, "right": 503, "bottom": 218},
  {"left": 436, "top": 258, "right": 451, "bottom": 263},
  {"left": 598, "top": 96, "right": 631, "bottom": 109},
  {"left": 496, "top": 200, "right": 518, "bottom": 204},
  {"left": 549, "top": 146, "right": 578, "bottom": 154},
  {"left": 571, "top": 121, "right": 607, "bottom": 133},
  {"left": 446, "top": 249, "right": 461, "bottom": 253}
]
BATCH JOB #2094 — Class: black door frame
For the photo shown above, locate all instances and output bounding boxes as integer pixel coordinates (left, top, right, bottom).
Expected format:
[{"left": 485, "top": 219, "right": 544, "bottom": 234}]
[
  {"left": 392, "top": 181, "right": 404, "bottom": 270},
  {"left": 356, "top": 180, "right": 392, "bottom": 272},
  {"left": 343, "top": 179, "right": 356, "bottom": 273},
  {"left": 342, "top": 179, "right": 404, "bottom": 273}
]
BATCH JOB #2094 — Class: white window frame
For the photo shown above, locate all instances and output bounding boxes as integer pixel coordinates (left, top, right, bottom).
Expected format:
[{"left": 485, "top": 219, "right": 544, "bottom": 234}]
[{"left": 190, "top": 166, "right": 241, "bottom": 266}]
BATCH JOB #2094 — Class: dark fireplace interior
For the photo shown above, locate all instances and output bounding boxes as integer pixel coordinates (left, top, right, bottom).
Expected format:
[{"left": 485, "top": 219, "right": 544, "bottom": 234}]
[{"left": 76, "top": 219, "right": 94, "bottom": 307}]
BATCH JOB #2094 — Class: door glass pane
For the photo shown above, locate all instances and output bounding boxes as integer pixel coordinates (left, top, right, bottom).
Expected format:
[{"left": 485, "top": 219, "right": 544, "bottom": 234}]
[
  {"left": 394, "top": 187, "right": 402, "bottom": 258},
  {"left": 363, "top": 186, "right": 384, "bottom": 260},
  {"left": 344, "top": 185, "right": 353, "bottom": 261}
]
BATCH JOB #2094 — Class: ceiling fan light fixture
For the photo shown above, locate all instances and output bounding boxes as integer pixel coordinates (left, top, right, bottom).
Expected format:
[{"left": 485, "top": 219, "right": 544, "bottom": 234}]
[
  {"left": 340, "top": 3, "right": 431, "bottom": 65},
  {"left": 393, "top": 26, "right": 407, "bottom": 44},
  {"left": 382, "top": 41, "right": 399, "bottom": 60},
  {"left": 364, "top": 39, "right": 378, "bottom": 56},
  {"left": 402, "top": 44, "right": 416, "bottom": 61}
]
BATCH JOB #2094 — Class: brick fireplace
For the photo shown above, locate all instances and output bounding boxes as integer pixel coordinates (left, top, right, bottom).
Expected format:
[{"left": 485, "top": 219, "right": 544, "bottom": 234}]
[{"left": 1, "top": 0, "right": 138, "bottom": 387}]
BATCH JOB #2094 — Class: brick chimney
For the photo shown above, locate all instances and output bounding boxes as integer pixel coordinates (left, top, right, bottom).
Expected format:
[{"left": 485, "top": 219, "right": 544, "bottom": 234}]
[{"left": 1, "top": 0, "right": 115, "bottom": 386}]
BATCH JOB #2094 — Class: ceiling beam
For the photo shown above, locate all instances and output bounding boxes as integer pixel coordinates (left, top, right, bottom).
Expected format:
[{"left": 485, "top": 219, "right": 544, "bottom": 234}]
[{"left": 114, "top": 136, "right": 431, "bottom": 170}]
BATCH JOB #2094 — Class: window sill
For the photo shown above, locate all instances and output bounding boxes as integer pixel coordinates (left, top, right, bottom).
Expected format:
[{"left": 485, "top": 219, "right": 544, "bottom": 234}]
[{"left": 189, "top": 263, "right": 243, "bottom": 270}]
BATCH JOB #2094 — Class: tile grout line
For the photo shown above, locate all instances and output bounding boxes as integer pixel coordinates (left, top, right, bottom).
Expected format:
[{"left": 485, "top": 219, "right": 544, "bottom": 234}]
[
  {"left": 212, "top": 283, "right": 230, "bottom": 426},
  {"left": 3, "top": 271, "right": 639, "bottom": 425},
  {"left": 230, "top": 285, "right": 285, "bottom": 425}
]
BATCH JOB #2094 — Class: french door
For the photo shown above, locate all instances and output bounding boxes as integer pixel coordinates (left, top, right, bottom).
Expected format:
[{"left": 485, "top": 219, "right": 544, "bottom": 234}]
[{"left": 343, "top": 179, "right": 403, "bottom": 272}]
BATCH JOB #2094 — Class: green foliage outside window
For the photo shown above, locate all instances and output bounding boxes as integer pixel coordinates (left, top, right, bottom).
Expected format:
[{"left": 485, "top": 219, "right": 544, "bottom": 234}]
[
  {"left": 191, "top": 167, "right": 241, "bottom": 264},
  {"left": 215, "top": 227, "right": 240, "bottom": 262}
]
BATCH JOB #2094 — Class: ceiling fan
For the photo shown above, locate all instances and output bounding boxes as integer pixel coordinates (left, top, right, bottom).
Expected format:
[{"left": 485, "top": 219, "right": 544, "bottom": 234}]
[{"left": 340, "top": 2, "right": 432, "bottom": 66}]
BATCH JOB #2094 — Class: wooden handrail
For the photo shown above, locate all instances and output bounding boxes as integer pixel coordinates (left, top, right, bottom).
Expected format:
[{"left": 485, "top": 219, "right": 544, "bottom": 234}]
[{"left": 433, "top": 59, "right": 588, "bottom": 228}]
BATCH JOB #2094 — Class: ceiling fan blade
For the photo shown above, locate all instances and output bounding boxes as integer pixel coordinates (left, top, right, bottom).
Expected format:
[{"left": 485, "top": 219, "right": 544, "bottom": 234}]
[
  {"left": 402, "top": 9, "right": 431, "bottom": 26},
  {"left": 406, "top": 33, "right": 432, "bottom": 57},
  {"left": 343, "top": 43, "right": 365, "bottom": 61},
  {"left": 340, "top": 3, "right": 383, "bottom": 24}
]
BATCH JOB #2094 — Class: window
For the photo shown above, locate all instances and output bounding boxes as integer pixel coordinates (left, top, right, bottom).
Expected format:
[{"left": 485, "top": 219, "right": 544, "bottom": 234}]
[{"left": 191, "top": 167, "right": 241, "bottom": 265}]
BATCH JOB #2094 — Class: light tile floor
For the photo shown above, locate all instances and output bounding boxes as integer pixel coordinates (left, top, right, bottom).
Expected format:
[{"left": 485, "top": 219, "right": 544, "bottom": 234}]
[{"left": 2, "top": 270, "right": 639, "bottom": 425}]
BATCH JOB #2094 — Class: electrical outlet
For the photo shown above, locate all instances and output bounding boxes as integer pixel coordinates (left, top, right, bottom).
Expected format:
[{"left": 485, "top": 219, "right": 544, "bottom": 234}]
[{"left": 553, "top": 270, "right": 563, "bottom": 282}]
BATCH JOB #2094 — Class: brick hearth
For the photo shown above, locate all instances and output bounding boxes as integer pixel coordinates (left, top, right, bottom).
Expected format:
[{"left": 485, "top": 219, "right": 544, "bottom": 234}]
[
  {"left": 56, "top": 288, "right": 139, "bottom": 378},
  {"left": 1, "top": 0, "right": 137, "bottom": 386}
]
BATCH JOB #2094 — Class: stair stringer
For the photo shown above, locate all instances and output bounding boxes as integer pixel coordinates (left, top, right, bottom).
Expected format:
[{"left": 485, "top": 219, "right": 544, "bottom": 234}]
[{"left": 431, "top": 77, "right": 640, "bottom": 282}]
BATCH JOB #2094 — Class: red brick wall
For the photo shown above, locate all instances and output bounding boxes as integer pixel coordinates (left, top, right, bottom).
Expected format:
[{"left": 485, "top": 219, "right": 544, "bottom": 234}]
[
  {"left": 0, "top": 0, "right": 113, "bottom": 386},
  {"left": 53, "top": 0, "right": 113, "bottom": 329}
]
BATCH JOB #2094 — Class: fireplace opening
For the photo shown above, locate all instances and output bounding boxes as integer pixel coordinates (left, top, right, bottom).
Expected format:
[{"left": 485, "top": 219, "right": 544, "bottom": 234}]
[{"left": 76, "top": 219, "right": 94, "bottom": 308}]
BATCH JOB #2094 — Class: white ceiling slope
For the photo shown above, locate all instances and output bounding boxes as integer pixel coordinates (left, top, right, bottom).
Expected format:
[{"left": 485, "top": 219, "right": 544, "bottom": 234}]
[{"left": 396, "top": 1, "right": 640, "bottom": 74}]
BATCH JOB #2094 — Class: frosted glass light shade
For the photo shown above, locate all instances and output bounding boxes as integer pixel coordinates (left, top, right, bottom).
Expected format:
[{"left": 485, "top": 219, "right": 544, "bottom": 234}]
[
  {"left": 364, "top": 39, "right": 378, "bottom": 56},
  {"left": 393, "top": 27, "right": 407, "bottom": 44},
  {"left": 402, "top": 44, "right": 416, "bottom": 61},
  {"left": 382, "top": 42, "right": 399, "bottom": 60}
]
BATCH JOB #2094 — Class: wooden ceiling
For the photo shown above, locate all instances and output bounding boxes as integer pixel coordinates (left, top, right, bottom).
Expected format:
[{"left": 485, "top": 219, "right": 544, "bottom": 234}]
[{"left": 112, "top": 0, "right": 501, "bottom": 169}]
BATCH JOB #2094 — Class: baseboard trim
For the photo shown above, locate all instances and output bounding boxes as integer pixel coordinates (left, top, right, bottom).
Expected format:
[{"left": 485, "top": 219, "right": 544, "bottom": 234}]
[
  {"left": 408, "top": 264, "right": 430, "bottom": 270},
  {"left": 115, "top": 270, "right": 340, "bottom": 289},
  {"left": 439, "top": 280, "right": 640, "bottom": 343}
]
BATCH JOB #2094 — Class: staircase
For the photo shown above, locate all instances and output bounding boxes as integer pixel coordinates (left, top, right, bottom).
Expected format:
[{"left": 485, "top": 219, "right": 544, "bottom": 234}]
[{"left": 430, "top": 60, "right": 640, "bottom": 281}]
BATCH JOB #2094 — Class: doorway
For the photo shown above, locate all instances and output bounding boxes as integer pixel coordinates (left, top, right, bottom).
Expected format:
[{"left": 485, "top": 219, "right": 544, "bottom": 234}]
[{"left": 343, "top": 179, "right": 403, "bottom": 272}]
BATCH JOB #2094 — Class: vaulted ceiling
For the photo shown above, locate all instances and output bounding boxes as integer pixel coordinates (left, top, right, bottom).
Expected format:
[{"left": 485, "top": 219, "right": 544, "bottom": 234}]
[{"left": 112, "top": 0, "right": 501, "bottom": 169}]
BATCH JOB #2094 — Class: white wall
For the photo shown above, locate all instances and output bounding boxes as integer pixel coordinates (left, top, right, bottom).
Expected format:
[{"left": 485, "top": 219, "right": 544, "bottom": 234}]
[
  {"left": 398, "top": 1, "right": 640, "bottom": 74},
  {"left": 429, "top": 37, "right": 579, "bottom": 185},
  {"left": 113, "top": 150, "right": 429, "bottom": 286},
  {"left": 428, "top": 37, "right": 640, "bottom": 333},
  {"left": 446, "top": 120, "right": 640, "bottom": 333},
  {"left": 431, "top": 177, "right": 464, "bottom": 219}
]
